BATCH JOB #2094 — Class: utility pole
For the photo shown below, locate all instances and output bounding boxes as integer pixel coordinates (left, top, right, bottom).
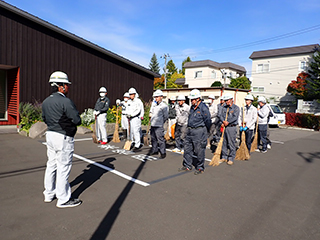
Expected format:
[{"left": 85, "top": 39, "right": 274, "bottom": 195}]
[{"left": 161, "top": 53, "right": 170, "bottom": 89}]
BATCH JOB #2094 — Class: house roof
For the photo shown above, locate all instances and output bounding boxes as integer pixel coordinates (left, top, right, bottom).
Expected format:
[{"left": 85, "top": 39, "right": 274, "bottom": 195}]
[
  {"left": 249, "top": 44, "right": 320, "bottom": 59},
  {"left": 184, "top": 60, "right": 246, "bottom": 73},
  {"left": 0, "top": 1, "right": 160, "bottom": 77}
]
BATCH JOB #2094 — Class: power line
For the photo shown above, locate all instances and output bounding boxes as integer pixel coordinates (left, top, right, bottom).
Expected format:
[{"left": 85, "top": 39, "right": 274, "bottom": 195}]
[{"left": 170, "top": 24, "right": 320, "bottom": 58}]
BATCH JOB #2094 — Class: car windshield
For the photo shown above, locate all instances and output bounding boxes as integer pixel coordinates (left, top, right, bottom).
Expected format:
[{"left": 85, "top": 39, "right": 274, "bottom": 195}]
[{"left": 270, "top": 105, "right": 283, "bottom": 114}]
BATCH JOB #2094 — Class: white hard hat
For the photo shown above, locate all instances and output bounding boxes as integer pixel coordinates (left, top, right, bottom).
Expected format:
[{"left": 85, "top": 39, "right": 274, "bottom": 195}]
[
  {"left": 189, "top": 89, "right": 201, "bottom": 99},
  {"left": 170, "top": 96, "right": 176, "bottom": 101},
  {"left": 245, "top": 94, "right": 254, "bottom": 101},
  {"left": 176, "top": 95, "right": 186, "bottom": 101},
  {"left": 153, "top": 89, "right": 163, "bottom": 97},
  {"left": 258, "top": 96, "right": 266, "bottom": 103},
  {"left": 49, "top": 71, "right": 71, "bottom": 85},
  {"left": 123, "top": 92, "right": 130, "bottom": 98},
  {"left": 128, "top": 87, "right": 137, "bottom": 94},
  {"left": 99, "top": 87, "right": 107, "bottom": 92},
  {"left": 208, "top": 94, "right": 215, "bottom": 100},
  {"left": 223, "top": 93, "right": 233, "bottom": 100}
]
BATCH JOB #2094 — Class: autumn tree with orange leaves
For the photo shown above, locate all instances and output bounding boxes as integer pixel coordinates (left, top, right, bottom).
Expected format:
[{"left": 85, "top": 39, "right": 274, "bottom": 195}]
[{"left": 287, "top": 72, "right": 309, "bottom": 99}]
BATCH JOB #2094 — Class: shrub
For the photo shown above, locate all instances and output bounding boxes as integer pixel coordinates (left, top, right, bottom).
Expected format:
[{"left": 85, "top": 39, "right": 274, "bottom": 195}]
[
  {"left": 80, "top": 108, "right": 95, "bottom": 127},
  {"left": 19, "top": 101, "right": 42, "bottom": 132},
  {"left": 285, "top": 112, "right": 320, "bottom": 131}
]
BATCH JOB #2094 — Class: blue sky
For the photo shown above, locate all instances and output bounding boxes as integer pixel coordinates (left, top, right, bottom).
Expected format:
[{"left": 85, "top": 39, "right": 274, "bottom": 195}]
[{"left": 4, "top": 0, "right": 320, "bottom": 76}]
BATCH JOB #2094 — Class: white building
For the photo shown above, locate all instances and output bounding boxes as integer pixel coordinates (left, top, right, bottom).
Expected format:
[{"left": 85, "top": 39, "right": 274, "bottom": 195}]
[
  {"left": 183, "top": 60, "right": 246, "bottom": 88},
  {"left": 249, "top": 44, "right": 319, "bottom": 110}
]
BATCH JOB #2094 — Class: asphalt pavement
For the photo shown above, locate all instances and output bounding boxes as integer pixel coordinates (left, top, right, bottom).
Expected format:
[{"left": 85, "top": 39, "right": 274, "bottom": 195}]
[{"left": 0, "top": 127, "right": 320, "bottom": 240}]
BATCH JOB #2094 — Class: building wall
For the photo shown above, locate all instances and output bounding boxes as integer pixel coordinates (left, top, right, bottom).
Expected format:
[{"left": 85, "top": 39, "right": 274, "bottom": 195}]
[
  {"left": 0, "top": 6, "right": 154, "bottom": 116},
  {"left": 250, "top": 53, "right": 313, "bottom": 102},
  {"left": 185, "top": 66, "right": 242, "bottom": 88}
]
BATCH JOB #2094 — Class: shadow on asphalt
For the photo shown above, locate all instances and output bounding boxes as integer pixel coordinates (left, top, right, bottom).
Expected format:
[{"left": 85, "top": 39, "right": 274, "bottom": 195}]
[
  {"left": 89, "top": 155, "right": 148, "bottom": 240},
  {"left": 70, "top": 157, "right": 116, "bottom": 199},
  {"left": 297, "top": 151, "right": 320, "bottom": 163}
]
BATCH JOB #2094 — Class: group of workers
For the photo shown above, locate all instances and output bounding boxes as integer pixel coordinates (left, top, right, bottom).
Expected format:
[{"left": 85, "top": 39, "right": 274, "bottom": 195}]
[{"left": 41, "top": 70, "right": 272, "bottom": 208}]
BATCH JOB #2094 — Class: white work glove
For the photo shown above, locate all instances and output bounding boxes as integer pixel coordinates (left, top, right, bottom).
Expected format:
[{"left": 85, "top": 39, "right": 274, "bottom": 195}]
[{"left": 94, "top": 110, "right": 100, "bottom": 116}]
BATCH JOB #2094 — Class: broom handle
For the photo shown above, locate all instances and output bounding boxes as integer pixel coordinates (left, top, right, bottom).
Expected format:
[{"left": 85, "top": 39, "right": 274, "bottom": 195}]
[
  {"left": 242, "top": 106, "right": 245, "bottom": 127},
  {"left": 221, "top": 107, "right": 229, "bottom": 134}
]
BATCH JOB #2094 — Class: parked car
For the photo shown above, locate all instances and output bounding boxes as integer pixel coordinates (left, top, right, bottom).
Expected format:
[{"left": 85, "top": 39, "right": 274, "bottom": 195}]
[{"left": 268, "top": 104, "right": 286, "bottom": 126}]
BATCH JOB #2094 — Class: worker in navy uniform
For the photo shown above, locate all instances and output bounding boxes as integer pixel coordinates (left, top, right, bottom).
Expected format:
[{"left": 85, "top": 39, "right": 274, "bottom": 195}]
[
  {"left": 238, "top": 94, "right": 257, "bottom": 151},
  {"left": 42, "top": 71, "right": 82, "bottom": 208},
  {"left": 215, "top": 96, "right": 225, "bottom": 143},
  {"left": 218, "top": 93, "right": 240, "bottom": 165},
  {"left": 179, "top": 89, "right": 211, "bottom": 175},
  {"left": 167, "top": 96, "right": 177, "bottom": 140},
  {"left": 93, "top": 87, "right": 110, "bottom": 145},
  {"left": 148, "top": 89, "right": 168, "bottom": 158}
]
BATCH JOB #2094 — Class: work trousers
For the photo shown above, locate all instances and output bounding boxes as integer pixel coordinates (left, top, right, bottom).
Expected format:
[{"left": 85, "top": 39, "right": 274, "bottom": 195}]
[
  {"left": 150, "top": 126, "right": 166, "bottom": 155},
  {"left": 221, "top": 126, "right": 237, "bottom": 162},
  {"left": 130, "top": 117, "right": 141, "bottom": 148},
  {"left": 44, "top": 131, "right": 74, "bottom": 205},
  {"left": 175, "top": 124, "right": 187, "bottom": 150},
  {"left": 258, "top": 124, "right": 268, "bottom": 151},
  {"left": 96, "top": 113, "right": 108, "bottom": 142},
  {"left": 183, "top": 127, "right": 207, "bottom": 171}
]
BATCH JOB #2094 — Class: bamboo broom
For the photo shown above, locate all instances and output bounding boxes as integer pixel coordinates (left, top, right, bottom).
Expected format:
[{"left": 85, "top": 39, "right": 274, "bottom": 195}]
[
  {"left": 235, "top": 107, "right": 250, "bottom": 160},
  {"left": 164, "top": 121, "right": 170, "bottom": 141},
  {"left": 92, "top": 115, "right": 98, "bottom": 144},
  {"left": 143, "top": 119, "right": 151, "bottom": 146},
  {"left": 112, "top": 105, "right": 121, "bottom": 143},
  {"left": 250, "top": 116, "right": 259, "bottom": 152},
  {"left": 209, "top": 108, "right": 229, "bottom": 166},
  {"left": 123, "top": 118, "right": 132, "bottom": 150}
]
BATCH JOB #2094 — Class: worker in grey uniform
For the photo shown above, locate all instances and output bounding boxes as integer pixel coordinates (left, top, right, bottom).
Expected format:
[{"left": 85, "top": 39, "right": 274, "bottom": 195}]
[
  {"left": 179, "top": 89, "right": 211, "bottom": 175},
  {"left": 94, "top": 87, "right": 110, "bottom": 145},
  {"left": 207, "top": 94, "right": 218, "bottom": 147},
  {"left": 218, "top": 93, "right": 240, "bottom": 165},
  {"left": 120, "top": 92, "right": 130, "bottom": 140},
  {"left": 172, "top": 95, "right": 190, "bottom": 153},
  {"left": 148, "top": 89, "right": 168, "bottom": 158},
  {"left": 126, "top": 87, "right": 143, "bottom": 151},
  {"left": 257, "top": 96, "right": 270, "bottom": 153},
  {"left": 42, "top": 71, "right": 82, "bottom": 208},
  {"left": 238, "top": 94, "right": 257, "bottom": 151}
]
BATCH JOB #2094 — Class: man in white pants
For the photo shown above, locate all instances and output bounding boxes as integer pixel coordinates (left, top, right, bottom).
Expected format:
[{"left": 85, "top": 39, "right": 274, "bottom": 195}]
[
  {"left": 94, "top": 87, "right": 110, "bottom": 144},
  {"left": 127, "top": 87, "right": 143, "bottom": 152},
  {"left": 42, "top": 71, "right": 82, "bottom": 208},
  {"left": 120, "top": 92, "right": 130, "bottom": 140}
]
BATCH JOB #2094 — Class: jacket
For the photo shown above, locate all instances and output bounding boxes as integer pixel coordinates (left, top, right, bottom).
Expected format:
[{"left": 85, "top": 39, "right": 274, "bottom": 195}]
[
  {"left": 208, "top": 103, "right": 218, "bottom": 123},
  {"left": 94, "top": 97, "right": 110, "bottom": 114},
  {"left": 149, "top": 101, "right": 168, "bottom": 127},
  {"left": 175, "top": 103, "right": 190, "bottom": 126},
  {"left": 42, "top": 92, "right": 81, "bottom": 137},
  {"left": 239, "top": 104, "right": 257, "bottom": 130},
  {"left": 187, "top": 101, "right": 211, "bottom": 131},
  {"left": 127, "top": 97, "right": 143, "bottom": 118},
  {"left": 218, "top": 103, "right": 240, "bottom": 126},
  {"left": 258, "top": 104, "right": 270, "bottom": 125}
]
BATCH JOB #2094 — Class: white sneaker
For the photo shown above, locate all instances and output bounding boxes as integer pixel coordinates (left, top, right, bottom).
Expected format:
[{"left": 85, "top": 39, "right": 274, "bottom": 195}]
[
  {"left": 180, "top": 150, "right": 184, "bottom": 154},
  {"left": 255, "top": 149, "right": 260, "bottom": 152},
  {"left": 172, "top": 148, "right": 181, "bottom": 153},
  {"left": 267, "top": 144, "right": 271, "bottom": 149}
]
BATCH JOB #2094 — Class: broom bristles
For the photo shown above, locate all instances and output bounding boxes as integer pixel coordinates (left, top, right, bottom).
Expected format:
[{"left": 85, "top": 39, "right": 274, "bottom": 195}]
[
  {"left": 164, "top": 123, "right": 170, "bottom": 140},
  {"left": 209, "top": 134, "right": 224, "bottom": 166},
  {"left": 250, "top": 116, "right": 259, "bottom": 152},
  {"left": 235, "top": 132, "right": 250, "bottom": 160},
  {"left": 112, "top": 107, "right": 121, "bottom": 143}
]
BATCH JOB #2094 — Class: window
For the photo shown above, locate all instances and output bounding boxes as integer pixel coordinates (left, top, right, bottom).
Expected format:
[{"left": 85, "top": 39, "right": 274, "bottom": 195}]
[
  {"left": 257, "top": 63, "right": 270, "bottom": 73},
  {"left": 252, "top": 86, "right": 265, "bottom": 92},
  {"left": 299, "top": 61, "right": 307, "bottom": 71},
  {"left": 195, "top": 71, "right": 202, "bottom": 78},
  {"left": 211, "top": 71, "right": 216, "bottom": 79}
]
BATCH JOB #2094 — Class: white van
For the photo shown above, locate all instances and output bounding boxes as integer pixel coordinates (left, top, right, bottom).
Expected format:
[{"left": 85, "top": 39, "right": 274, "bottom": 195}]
[{"left": 268, "top": 104, "right": 286, "bottom": 126}]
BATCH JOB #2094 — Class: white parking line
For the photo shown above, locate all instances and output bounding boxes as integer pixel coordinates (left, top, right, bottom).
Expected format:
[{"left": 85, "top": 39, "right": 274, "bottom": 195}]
[{"left": 41, "top": 142, "right": 150, "bottom": 187}]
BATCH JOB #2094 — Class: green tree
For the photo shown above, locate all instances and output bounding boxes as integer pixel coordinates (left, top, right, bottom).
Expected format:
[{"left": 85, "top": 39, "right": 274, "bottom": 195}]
[
  {"left": 180, "top": 56, "right": 192, "bottom": 75},
  {"left": 149, "top": 53, "right": 160, "bottom": 74},
  {"left": 166, "top": 59, "right": 177, "bottom": 81},
  {"left": 167, "top": 72, "right": 184, "bottom": 88},
  {"left": 228, "top": 76, "right": 251, "bottom": 90},
  {"left": 211, "top": 81, "right": 223, "bottom": 87},
  {"left": 307, "top": 47, "right": 320, "bottom": 100}
]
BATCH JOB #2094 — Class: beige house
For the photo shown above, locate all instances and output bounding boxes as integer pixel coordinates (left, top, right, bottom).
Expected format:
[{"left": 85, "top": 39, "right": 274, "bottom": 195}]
[
  {"left": 249, "top": 44, "right": 319, "bottom": 110},
  {"left": 183, "top": 60, "right": 246, "bottom": 88}
]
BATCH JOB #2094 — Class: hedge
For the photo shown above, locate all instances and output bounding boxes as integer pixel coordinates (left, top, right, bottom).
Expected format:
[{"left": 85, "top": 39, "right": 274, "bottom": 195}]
[{"left": 285, "top": 112, "right": 320, "bottom": 131}]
